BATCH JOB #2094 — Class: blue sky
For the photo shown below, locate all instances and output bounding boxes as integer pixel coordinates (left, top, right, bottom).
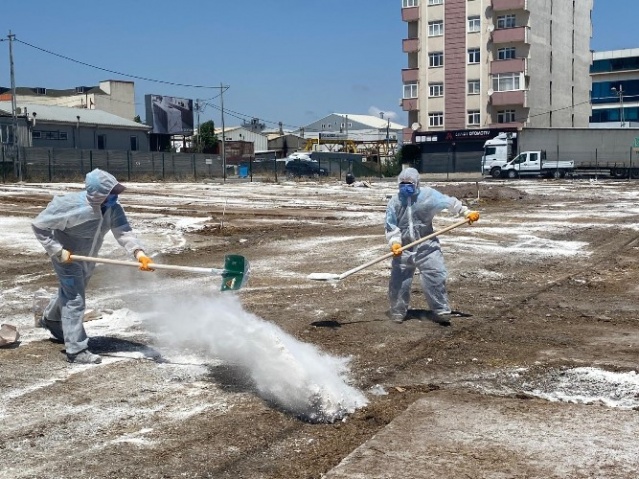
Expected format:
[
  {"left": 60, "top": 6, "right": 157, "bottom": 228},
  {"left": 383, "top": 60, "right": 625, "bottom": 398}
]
[{"left": 0, "top": 0, "right": 636, "bottom": 131}]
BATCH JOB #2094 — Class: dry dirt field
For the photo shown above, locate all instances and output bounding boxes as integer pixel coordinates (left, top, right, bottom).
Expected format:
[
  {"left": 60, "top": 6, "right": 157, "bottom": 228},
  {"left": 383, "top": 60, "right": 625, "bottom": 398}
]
[{"left": 1, "top": 177, "right": 638, "bottom": 478}]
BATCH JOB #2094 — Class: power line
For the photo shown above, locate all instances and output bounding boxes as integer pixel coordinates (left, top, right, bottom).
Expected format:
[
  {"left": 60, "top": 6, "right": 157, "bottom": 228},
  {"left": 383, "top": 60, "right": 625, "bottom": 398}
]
[{"left": 15, "top": 37, "right": 224, "bottom": 90}]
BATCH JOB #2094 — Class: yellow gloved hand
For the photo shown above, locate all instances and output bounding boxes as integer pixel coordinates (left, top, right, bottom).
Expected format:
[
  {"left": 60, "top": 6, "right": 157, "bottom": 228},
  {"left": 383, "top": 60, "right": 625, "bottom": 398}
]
[
  {"left": 391, "top": 243, "right": 403, "bottom": 257},
  {"left": 465, "top": 211, "right": 480, "bottom": 224},
  {"left": 135, "top": 251, "right": 155, "bottom": 272}
]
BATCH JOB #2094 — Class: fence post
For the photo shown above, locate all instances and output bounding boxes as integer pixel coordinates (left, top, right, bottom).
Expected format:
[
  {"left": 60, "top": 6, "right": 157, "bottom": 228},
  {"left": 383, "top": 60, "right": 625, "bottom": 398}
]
[
  {"left": 1, "top": 146, "right": 5, "bottom": 183},
  {"left": 595, "top": 148, "right": 598, "bottom": 181},
  {"left": 127, "top": 150, "right": 131, "bottom": 180},
  {"left": 89, "top": 149, "right": 93, "bottom": 171},
  {"left": 48, "top": 149, "right": 52, "bottom": 182},
  {"left": 162, "top": 153, "right": 165, "bottom": 180},
  {"left": 192, "top": 154, "right": 196, "bottom": 180},
  {"left": 106, "top": 150, "right": 110, "bottom": 170}
]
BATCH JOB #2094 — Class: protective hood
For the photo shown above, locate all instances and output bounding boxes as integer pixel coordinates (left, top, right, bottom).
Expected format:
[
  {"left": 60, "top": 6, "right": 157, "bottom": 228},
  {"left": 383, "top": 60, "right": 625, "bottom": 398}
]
[
  {"left": 32, "top": 169, "right": 125, "bottom": 232},
  {"left": 397, "top": 167, "right": 420, "bottom": 188},
  {"left": 85, "top": 169, "right": 125, "bottom": 207}
]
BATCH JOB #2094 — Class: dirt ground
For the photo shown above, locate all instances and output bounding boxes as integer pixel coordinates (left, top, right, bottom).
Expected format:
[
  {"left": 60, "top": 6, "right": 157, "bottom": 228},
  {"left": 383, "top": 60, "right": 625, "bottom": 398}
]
[{"left": 1, "top": 177, "right": 638, "bottom": 478}]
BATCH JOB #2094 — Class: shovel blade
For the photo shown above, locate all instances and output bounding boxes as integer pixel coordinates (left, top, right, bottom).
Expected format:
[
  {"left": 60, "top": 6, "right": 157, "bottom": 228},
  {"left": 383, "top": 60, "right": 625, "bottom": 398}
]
[{"left": 221, "top": 254, "right": 250, "bottom": 291}]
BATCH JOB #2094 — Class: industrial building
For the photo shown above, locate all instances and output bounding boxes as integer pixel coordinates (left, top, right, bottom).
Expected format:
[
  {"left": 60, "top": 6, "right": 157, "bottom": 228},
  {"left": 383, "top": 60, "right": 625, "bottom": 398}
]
[{"left": 0, "top": 80, "right": 135, "bottom": 121}]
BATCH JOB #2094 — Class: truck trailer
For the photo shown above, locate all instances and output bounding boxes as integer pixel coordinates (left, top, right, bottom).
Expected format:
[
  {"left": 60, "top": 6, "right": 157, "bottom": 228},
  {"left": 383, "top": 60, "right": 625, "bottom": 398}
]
[{"left": 482, "top": 128, "right": 639, "bottom": 179}]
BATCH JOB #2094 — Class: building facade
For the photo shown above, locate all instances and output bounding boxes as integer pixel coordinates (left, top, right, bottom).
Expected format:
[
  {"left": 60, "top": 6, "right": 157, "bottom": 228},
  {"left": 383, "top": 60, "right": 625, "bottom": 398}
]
[
  {"left": 400, "top": 0, "right": 593, "bottom": 143},
  {"left": 0, "top": 80, "right": 135, "bottom": 121},
  {"left": 590, "top": 49, "right": 639, "bottom": 128},
  {"left": 0, "top": 102, "right": 150, "bottom": 151}
]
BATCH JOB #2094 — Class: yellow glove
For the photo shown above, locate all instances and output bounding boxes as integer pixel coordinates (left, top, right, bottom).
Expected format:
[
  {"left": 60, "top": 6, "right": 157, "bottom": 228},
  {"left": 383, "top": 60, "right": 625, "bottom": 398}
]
[
  {"left": 135, "top": 251, "right": 155, "bottom": 272},
  {"left": 56, "top": 249, "right": 72, "bottom": 263},
  {"left": 391, "top": 243, "right": 403, "bottom": 257},
  {"left": 465, "top": 211, "right": 480, "bottom": 224}
]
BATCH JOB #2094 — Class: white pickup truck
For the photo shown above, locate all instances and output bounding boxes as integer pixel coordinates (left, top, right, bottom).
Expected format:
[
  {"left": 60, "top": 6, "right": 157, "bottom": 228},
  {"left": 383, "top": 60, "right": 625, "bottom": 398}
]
[{"left": 500, "top": 151, "right": 574, "bottom": 179}]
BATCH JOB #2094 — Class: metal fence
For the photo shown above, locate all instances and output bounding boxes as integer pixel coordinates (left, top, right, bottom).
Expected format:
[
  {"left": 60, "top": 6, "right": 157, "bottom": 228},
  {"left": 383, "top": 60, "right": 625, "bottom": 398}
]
[{"left": 0, "top": 146, "right": 385, "bottom": 183}]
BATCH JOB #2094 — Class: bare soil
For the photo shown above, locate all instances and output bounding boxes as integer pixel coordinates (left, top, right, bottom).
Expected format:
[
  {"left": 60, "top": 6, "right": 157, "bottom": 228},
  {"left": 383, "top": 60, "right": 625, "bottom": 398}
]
[{"left": 1, "top": 178, "right": 638, "bottom": 478}]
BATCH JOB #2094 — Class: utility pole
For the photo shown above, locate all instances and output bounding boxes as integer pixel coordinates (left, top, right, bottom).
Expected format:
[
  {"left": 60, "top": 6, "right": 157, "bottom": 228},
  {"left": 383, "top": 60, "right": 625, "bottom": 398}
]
[
  {"left": 8, "top": 31, "right": 21, "bottom": 181},
  {"left": 386, "top": 118, "right": 391, "bottom": 167},
  {"left": 220, "top": 82, "right": 226, "bottom": 182},
  {"left": 195, "top": 99, "right": 201, "bottom": 153}
]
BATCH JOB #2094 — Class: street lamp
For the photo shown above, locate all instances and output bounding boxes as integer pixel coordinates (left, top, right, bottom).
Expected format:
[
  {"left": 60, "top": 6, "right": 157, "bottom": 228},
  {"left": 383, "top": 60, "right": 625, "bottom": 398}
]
[{"left": 611, "top": 85, "right": 625, "bottom": 127}]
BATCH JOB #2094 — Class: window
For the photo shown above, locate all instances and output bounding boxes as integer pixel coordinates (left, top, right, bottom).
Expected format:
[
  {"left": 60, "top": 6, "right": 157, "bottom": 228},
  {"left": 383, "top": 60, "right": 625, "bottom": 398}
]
[
  {"left": 130, "top": 136, "right": 139, "bottom": 151},
  {"left": 429, "top": 51, "right": 444, "bottom": 67},
  {"left": 428, "top": 21, "right": 444, "bottom": 37},
  {"left": 429, "top": 112, "right": 444, "bottom": 127},
  {"left": 97, "top": 134, "right": 107, "bottom": 150},
  {"left": 497, "top": 110, "right": 516, "bottom": 123},
  {"left": 428, "top": 0, "right": 442, "bottom": 4},
  {"left": 468, "top": 79, "right": 481, "bottom": 95},
  {"left": 1, "top": 125, "right": 14, "bottom": 144},
  {"left": 32, "top": 130, "right": 68, "bottom": 141},
  {"left": 402, "top": 0, "right": 419, "bottom": 7},
  {"left": 403, "top": 83, "right": 418, "bottom": 99},
  {"left": 468, "top": 16, "right": 481, "bottom": 32},
  {"left": 468, "top": 110, "right": 481, "bottom": 125},
  {"left": 497, "top": 14, "right": 516, "bottom": 29},
  {"left": 492, "top": 72, "right": 522, "bottom": 91},
  {"left": 497, "top": 47, "right": 516, "bottom": 60},
  {"left": 429, "top": 83, "right": 444, "bottom": 97},
  {"left": 468, "top": 48, "right": 480, "bottom": 64}
]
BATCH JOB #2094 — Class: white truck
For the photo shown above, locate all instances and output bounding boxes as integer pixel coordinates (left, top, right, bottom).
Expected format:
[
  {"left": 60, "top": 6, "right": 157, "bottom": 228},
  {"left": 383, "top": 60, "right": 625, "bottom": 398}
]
[
  {"left": 481, "top": 132, "right": 517, "bottom": 178},
  {"left": 481, "top": 128, "right": 639, "bottom": 179},
  {"left": 499, "top": 151, "right": 574, "bottom": 179}
]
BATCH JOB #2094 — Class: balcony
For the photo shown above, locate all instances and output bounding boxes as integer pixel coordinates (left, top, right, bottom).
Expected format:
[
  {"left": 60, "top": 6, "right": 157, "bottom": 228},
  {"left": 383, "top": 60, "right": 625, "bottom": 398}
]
[
  {"left": 401, "top": 98, "right": 419, "bottom": 111},
  {"left": 491, "top": 0, "right": 528, "bottom": 11},
  {"left": 401, "top": 6, "right": 419, "bottom": 22},
  {"left": 402, "top": 38, "right": 419, "bottom": 53},
  {"left": 402, "top": 127, "right": 414, "bottom": 143},
  {"left": 490, "top": 90, "right": 527, "bottom": 107},
  {"left": 402, "top": 68, "right": 419, "bottom": 83},
  {"left": 491, "top": 26, "right": 529, "bottom": 44},
  {"left": 490, "top": 58, "right": 526, "bottom": 75}
]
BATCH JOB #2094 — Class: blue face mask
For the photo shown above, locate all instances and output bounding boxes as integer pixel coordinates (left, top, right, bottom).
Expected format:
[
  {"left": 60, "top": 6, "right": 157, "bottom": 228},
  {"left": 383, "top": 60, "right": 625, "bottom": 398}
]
[
  {"left": 103, "top": 194, "right": 119, "bottom": 208},
  {"left": 399, "top": 183, "right": 416, "bottom": 197}
]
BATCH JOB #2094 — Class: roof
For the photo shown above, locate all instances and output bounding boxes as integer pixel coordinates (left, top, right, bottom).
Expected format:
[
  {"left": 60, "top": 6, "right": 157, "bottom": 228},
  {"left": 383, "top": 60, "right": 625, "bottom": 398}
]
[
  {"left": 0, "top": 86, "right": 106, "bottom": 97},
  {"left": 0, "top": 102, "right": 149, "bottom": 130},
  {"left": 593, "top": 48, "right": 639, "bottom": 61},
  {"left": 332, "top": 113, "right": 405, "bottom": 130}
]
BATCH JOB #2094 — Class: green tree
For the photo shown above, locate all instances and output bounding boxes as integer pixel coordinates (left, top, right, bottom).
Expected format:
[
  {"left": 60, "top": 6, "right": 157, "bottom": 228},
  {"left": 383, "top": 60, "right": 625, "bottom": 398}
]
[
  {"left": 133, "top": 115, "right": 141, "bottom": 123},
  {"left": 195, "top": 120, "right": 218, "bottom": 153}
]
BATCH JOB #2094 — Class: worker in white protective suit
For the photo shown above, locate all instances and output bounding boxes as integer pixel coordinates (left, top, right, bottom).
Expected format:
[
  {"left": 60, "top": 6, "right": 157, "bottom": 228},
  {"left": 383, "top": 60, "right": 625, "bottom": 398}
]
[
  {"left": 385, "top": 168, "right": 479, "bottom": 326},
  {"left": 32, "top": 169, "right": 154, "bottom": 364}
]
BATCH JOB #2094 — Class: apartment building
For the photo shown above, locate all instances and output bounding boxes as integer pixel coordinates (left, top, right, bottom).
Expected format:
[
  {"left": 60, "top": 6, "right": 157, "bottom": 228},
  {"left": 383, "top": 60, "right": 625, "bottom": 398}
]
[
  {"left": 400, "top": 0, "right": 593, "bottom": 145},
  {"left": 590, "top": 49, "right": 639, "bottom": 128}
]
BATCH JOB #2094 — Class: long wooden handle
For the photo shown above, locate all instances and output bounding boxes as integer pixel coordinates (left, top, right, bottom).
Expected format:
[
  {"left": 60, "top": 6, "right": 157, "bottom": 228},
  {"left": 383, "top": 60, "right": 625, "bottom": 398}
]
[
  {"left": 337, "top": 218, "right": 470, "bottom": 280},
  {"left": 70, "top": 254, "right": 224, "bottom": 275}
]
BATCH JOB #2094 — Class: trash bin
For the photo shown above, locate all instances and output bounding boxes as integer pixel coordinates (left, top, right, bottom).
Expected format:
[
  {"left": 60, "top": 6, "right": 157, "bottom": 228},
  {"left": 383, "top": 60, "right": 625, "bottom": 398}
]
[{"left": 238, "top": 165, "right": 249, "bottom": 178}]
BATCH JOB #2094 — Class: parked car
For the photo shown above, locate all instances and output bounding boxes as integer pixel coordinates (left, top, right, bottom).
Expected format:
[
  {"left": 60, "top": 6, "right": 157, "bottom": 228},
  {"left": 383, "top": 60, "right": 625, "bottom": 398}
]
[{"left": 285, "top": 160, "right": 328, "bottom": 177}]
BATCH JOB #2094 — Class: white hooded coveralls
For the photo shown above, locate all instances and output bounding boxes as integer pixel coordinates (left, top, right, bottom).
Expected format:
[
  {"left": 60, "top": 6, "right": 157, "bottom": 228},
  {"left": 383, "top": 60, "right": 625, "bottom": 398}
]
[
  {"left": 32, "top": 169, "right": 145, "bottom": 354},
  {"left": 385, "top": 168, "right": 465, "bottom": 318}
]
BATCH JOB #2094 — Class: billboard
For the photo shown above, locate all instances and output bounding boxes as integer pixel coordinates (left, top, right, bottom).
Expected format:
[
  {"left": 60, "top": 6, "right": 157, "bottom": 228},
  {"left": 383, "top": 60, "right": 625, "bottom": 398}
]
[{"left": 145, "top": 95, "right": 194, "bottom": 135}]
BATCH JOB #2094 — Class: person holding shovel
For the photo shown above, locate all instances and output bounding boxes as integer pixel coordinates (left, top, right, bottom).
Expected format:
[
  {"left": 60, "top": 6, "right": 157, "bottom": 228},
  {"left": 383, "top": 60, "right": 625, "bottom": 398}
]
[
  {"left": 32, "top": 168, "right": 154, "bottom": 364},
  {"left": 385, "top": 167, "right": 479, "bottom": 326}
]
